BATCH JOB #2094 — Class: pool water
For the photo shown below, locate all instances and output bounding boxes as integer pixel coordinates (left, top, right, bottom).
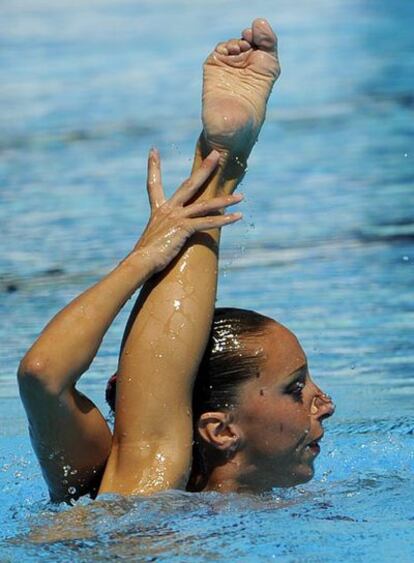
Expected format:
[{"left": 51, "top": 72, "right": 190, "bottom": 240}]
[{"left": 1, "top": 0, "right": 413, "bottom": 560}]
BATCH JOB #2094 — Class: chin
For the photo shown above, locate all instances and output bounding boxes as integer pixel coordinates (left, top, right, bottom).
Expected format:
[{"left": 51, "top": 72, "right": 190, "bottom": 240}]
[
  {"left": 298, "top": 464, "right": 315, "bottom": 484},
  {"left": 285, "top": 463, "right": 315, "bottom": 487}
]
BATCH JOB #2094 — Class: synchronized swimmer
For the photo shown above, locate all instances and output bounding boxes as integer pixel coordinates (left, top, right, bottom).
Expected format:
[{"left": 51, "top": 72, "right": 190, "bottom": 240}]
[{"left": 18, "top": 19, "right": 334, "bottom": 503}]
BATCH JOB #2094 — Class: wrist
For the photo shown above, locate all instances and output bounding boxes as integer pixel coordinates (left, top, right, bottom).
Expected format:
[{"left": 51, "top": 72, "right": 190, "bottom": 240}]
[{"left": 120, "top": 248, "right": 157, "bottom": 284}]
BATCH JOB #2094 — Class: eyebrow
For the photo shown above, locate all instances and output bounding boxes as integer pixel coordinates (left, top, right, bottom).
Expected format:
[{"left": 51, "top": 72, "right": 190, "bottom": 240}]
[{"left": 285, "top": 364, "right": 308, "bottom": 383}]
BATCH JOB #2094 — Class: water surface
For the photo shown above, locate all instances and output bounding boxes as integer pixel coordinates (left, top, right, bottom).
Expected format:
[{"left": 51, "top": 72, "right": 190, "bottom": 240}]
[{"left": 1, "top": 0, "right": 413, "bottom": 560}]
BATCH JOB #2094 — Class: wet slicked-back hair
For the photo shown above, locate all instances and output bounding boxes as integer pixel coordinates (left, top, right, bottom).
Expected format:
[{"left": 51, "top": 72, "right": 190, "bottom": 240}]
[
  {"left": 106, "top": 307, "right": 271, "bottom": 415},
  {"left": 192, "top": 307, "right": 272, "bottom": 417}
]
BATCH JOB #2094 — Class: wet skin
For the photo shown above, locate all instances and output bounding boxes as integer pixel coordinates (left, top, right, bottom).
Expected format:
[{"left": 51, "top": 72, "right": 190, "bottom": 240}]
[{"left": 235, "top": 322, "right": 335, "bottom": 491}]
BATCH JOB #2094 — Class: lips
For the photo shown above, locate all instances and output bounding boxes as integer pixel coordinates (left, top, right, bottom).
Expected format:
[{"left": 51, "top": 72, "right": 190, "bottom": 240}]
[
  {"left": 305, "top": 431, "right": 324, "bottom": 454},
  {"left": 307, "top": 441, "right": 321, "bottom": 455}
]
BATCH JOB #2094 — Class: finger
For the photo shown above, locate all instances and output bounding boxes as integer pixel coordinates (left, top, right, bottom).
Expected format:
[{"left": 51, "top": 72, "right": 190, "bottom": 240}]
[
  {"left": 146, "top": 148, "right": 165, "bottom": 209},
  {"left": 170, "top": 150, "right": 220, "bottom": 206},
  {"left": 185, "top": 193, "right": 244, "bottom": 218},
  {"left": 190, "top": 211, "right": 243, "bottom": 232}
]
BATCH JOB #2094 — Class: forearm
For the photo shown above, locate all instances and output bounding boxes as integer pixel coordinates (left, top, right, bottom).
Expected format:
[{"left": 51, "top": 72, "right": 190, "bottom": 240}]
[{"left": 19, "top": 250, "right": 153, "bottom": 393}]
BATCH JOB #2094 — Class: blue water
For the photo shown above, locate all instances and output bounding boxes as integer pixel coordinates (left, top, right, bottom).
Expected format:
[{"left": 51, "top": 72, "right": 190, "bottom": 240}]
[{"left": 1, "top": 0, "right": 413, "bottom": 560}]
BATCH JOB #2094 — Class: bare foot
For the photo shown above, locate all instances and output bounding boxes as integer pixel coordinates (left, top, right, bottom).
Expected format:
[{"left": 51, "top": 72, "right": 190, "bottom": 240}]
[{"left": 202, "top": 19, "right": 280, "bottom": 171}]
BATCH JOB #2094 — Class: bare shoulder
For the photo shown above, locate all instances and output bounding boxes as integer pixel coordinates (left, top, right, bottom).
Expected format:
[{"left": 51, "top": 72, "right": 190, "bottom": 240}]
[{"left": 19, "top": 370, "right": 112, "bottom": 502}]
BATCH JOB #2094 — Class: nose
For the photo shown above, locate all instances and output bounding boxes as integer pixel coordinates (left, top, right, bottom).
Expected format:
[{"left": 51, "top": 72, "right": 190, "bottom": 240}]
[{"left": 310, "top": 392, "right": 335, "bottom": 420}]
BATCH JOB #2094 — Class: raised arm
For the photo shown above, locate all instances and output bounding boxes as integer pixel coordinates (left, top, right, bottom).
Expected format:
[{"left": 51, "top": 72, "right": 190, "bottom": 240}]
[{"left": 18, "top": 150, "right": 241, "bottom": 502}]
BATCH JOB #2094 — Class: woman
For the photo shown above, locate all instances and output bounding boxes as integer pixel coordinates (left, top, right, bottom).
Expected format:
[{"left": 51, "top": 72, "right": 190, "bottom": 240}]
[{"left": 18, "top": 19, "right": 334, "bottom": 502}]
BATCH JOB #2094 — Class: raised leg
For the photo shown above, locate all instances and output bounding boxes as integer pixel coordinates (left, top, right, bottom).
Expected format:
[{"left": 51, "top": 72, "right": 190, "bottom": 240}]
[{"left": 99, "top": 19, "right": 280, "bottom": 495}]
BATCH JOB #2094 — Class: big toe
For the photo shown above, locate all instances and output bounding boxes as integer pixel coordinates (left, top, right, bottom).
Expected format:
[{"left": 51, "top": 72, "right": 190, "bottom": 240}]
[{"left": 251, "top": 18, "right": 277, "bottom": 52}]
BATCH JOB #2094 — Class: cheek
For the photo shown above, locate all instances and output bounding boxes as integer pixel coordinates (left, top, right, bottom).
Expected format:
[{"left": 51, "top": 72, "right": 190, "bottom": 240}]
[
  {"left": 270, "top": 402, "right": 310, "bottom": 448},
  {"left": 241, "top": 396, "right": 311, "bottom": 452}
]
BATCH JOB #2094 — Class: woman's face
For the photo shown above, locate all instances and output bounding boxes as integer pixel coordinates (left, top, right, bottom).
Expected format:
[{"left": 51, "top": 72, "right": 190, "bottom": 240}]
[{"left": 234, "top": 322, "right": 334, "bottom": 490}]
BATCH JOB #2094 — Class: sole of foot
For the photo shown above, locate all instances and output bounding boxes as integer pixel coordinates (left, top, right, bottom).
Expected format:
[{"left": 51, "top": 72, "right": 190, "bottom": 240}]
[{"left": 202, "top": 18, "right": 280, "bottom": 172}]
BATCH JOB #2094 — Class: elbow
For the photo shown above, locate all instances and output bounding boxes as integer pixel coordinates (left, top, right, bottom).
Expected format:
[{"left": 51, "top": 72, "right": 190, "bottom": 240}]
[
  {"left": 18, "top": 354, "right": 46, "bottom": 380},
  {"left": 17, "top": 355, "right": 56, "bottom": 395}
]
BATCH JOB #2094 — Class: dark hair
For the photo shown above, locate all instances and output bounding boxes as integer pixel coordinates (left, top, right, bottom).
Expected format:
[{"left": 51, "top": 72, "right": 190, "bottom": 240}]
[
  {"left": 106, "top": 308, "right": 271, "bottom": 414},
  {"left": 192, "top": 307, "right": 272, "bottom": 418},
  {"left": 105, "top": 372, "right": 117, "bottom": 413}
]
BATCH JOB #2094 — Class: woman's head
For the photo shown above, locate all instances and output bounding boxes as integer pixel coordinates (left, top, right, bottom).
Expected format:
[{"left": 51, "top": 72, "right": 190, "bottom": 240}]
[
  {"left": 106, "top": 307, "right": 335, "bottom": 492},
  {"left": 191, "top": 308, "right": 335, "bottom": 492}
]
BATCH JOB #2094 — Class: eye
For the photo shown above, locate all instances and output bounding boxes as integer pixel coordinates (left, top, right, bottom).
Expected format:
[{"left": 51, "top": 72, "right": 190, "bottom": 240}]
[{"left": 285, "top": 378, "right": 306, "bottom": 401}]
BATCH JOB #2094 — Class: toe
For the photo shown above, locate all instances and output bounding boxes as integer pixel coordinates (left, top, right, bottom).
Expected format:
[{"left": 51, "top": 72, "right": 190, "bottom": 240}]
[
  {"left": 239, "top": 39, "right": 252, "bottom": 52},
  {"left": 242, "top": 28, "right": 253, "bottom": 44},
  {"left": 226, "top": 39, "right": 241, "bottom": 55},
  {"left": 215, "top": 41, "right": 229, "bottom": 56},
  {"left": 251, "top": 18, "right": 277, "bottom": 52}
]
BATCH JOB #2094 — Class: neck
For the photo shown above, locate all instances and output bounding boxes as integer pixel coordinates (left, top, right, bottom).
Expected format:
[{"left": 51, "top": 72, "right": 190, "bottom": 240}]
[
  {"left": 191, "top": 447, "right": 259, "bottom": 494},
  {"left": 203, "top": 461, "right": 243, "bottom": 493}
]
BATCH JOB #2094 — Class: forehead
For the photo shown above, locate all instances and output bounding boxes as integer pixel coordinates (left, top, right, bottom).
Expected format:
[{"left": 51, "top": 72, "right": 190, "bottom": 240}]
[{"left": 254, "top": 322, "right": 307, "bottom": 385}]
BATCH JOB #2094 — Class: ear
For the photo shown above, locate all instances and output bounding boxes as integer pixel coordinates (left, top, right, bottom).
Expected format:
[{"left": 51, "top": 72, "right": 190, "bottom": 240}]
[{"left": 197, "top": 411, "right": 243, "bottom": 454}]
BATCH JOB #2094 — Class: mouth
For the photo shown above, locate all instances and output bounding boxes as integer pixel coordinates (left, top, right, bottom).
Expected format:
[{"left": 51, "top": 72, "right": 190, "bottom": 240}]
[{"left": 305, "top": 432, "right": 324, "bottom": 455}]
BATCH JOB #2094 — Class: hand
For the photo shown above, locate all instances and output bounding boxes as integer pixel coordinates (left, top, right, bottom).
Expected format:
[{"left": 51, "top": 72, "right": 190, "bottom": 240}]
[{"left": 134, "top": 148, "right": 243, "bottom": 274}]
